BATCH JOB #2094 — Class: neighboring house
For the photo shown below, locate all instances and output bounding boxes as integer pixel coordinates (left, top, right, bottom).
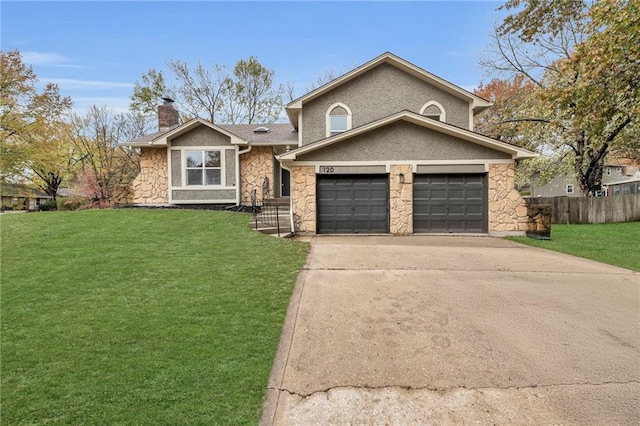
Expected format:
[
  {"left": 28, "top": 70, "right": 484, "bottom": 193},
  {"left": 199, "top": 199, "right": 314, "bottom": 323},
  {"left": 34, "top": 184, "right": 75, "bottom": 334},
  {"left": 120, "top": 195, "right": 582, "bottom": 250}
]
[
  {"left": 125, "top": 52, "right": 537, "bottom": 235},
  {"left": 527, "top": 159, "right": 640, "bottom": 198},
  {"left": 603, "top": 178, "right": 640, "bottom": 196},
  {"left": 1, "top": 184, "right": 52, "bottom": 211}
]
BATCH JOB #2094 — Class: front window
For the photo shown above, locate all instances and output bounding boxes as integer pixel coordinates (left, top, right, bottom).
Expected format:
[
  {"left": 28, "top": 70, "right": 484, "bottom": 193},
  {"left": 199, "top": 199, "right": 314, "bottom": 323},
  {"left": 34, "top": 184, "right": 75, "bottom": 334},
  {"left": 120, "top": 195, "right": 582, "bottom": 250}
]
[
  {"left": 566, "top": 184, "right": 574, "bottom": 194},
  {"left": 186, "top": 150, "right": 221, "bottom": 186}
]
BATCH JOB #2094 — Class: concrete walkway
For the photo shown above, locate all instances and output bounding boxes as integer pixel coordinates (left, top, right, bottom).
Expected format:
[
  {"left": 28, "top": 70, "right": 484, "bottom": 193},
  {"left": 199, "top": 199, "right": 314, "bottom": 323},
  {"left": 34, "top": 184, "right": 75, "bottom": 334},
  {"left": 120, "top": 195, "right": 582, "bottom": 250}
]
[{"left": 261, "top": 236, "right": 639, "bottom": 425}]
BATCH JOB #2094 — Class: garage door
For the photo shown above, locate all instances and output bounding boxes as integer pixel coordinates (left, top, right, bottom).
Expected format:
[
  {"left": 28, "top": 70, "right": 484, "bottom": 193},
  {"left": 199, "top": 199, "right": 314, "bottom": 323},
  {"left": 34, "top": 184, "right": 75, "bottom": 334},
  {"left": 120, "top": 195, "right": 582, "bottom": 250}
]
[
  {"left": 413, "top": 174, "right": 487, "bottom": 233},
  {"left": 317, "top": 175, "right": 389, "bottom": 234}
]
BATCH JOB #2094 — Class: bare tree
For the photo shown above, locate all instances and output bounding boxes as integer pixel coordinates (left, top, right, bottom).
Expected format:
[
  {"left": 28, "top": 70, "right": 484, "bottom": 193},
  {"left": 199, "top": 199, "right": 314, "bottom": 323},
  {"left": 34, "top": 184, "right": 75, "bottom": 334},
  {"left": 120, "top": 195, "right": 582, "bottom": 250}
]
[
  {"left": 69, "top": 106, "right": 140, "bottom": 203},
  {"left": 169, "top": 60, "right": 231, "bottom": 123},
  {"left": 305, "top": 68, "right": 342, "bottom": 92}
]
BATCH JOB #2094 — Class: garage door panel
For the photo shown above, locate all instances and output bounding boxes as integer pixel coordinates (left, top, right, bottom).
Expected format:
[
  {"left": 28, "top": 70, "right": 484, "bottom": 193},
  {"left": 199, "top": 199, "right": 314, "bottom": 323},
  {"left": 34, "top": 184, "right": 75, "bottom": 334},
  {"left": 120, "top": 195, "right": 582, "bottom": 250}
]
[
  {"left": 466, "top": 205, "right": 483, "bottom": 215},
  {"left": 429, "top": 175, "right": 447, "bottom": 184},
  {"left": 465, "top": 188, "right": 484, "bottom": 199},
  {"left": 317, "top": 175, "right": 389, "bottom": 234},
  {"left": 447, "top": 175, "right": 465, "bottom": 184},
  {"left": 413, "top": 174, "right": 487, "bottom": 233},
  {"left": 465, "top": 175, "right": 484, "bottom": 184},
  {"left": 448, "top": 205, "right": 466, "bottom": 215},
  {"left": 448, "top": 189, "right": 466, "bottom": 199},
  {"left": 335, "top": 205, "right": 352, "bottom": 215},
  {"left": 428, "top": 189, "right": 448, "bottom": 199}
]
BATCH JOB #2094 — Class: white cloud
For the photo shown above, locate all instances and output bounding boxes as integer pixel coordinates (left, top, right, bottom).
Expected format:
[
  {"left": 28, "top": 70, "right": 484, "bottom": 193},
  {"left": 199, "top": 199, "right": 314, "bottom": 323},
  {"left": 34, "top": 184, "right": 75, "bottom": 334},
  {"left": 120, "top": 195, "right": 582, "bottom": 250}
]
[
  {"left": 72, "top": 97, "right": 132, "bottom": 114},
  {"left": 45, "top": 78, "right": 134, "bottom": 90},
  {"left": 21, "top": 51, "right": 84, "bottom": 68}
]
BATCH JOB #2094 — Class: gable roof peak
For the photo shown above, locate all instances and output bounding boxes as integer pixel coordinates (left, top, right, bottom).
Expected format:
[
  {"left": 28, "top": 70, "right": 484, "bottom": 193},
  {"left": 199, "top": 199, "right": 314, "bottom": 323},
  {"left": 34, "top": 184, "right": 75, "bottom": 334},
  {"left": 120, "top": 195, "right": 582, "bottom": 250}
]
[{"left": 285, "top": 52, "right": 491, "bottom": 127}]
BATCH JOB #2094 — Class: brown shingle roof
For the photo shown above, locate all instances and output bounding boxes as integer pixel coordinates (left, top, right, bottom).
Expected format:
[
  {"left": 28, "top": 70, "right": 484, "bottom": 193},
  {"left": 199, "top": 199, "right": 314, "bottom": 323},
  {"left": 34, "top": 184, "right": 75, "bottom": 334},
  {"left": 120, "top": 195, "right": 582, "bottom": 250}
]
[
  {"left": 124, "top": 123, "right": 296, "bottom": 146},
  {"left": 126, "top": 127, "right": 177, "bottom": 145}
]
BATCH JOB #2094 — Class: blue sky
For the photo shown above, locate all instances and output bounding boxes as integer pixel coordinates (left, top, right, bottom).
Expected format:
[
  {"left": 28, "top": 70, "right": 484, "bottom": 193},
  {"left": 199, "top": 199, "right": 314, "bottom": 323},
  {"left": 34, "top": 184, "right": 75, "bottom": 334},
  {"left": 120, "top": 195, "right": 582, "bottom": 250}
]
[{"left": 2, "top": 1, "right": 506, "bottom": 114}]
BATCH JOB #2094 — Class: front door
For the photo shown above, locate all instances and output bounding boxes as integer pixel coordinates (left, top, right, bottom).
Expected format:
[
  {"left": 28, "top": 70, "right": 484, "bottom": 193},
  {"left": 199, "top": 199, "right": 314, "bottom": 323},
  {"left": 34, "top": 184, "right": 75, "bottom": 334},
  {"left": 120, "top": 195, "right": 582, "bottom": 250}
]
[{"left": 281, "top": 168, "right": 291, "bottom": 197}]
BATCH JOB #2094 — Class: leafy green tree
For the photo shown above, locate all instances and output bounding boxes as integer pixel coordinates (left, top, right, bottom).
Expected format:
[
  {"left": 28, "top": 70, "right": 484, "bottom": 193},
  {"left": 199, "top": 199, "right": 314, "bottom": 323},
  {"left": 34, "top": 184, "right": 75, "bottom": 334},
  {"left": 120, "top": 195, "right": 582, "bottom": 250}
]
[
  {"left": 0, "top": 49, "right": 72, "bottom": 188},
  {"left": 474, "top": 75, "right": 572, "bottom": 187},
  {"left": 482, "top": 0, "right": 639, "bottom": 195},
  {"left": 130, "top": 68, "right": 168, "bottom": 115},
  {"left": 228, "top": 56, "right": 283, "bottom": 124},
  {"left": 25, "top": 122, "right": 78, "bottom": 201}
]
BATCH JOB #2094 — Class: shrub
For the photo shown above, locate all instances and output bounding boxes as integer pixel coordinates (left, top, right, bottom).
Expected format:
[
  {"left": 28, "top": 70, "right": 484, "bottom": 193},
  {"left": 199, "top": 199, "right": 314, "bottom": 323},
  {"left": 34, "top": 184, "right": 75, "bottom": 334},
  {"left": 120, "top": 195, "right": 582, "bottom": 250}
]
[
  {"left": 39, "top": 200, "right": 58, "bottom": 211},
  {"left": 77, "top": 201, "right": 113, "bottom": 210},
  {"left": 57, "top": 197, "right": 90, "bottom": 211}
]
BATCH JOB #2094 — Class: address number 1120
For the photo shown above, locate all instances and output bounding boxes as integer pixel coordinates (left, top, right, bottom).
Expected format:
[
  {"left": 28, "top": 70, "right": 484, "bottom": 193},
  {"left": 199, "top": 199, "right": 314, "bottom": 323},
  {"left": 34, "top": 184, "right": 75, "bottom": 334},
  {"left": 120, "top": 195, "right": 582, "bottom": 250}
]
[{"left": 319, "top": 166, "right": 335, "bottom": 173}]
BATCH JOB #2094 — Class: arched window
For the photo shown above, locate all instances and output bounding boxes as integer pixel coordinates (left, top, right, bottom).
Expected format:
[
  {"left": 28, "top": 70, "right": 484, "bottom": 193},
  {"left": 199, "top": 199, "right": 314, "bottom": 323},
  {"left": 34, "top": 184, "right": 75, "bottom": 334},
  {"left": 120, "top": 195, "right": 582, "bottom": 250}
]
[
  {"left": 419, "top": 101, "right": 446, "bottom": 122},
  {"left": 326, "top": 102, "right": 352, "bottom": 137}
]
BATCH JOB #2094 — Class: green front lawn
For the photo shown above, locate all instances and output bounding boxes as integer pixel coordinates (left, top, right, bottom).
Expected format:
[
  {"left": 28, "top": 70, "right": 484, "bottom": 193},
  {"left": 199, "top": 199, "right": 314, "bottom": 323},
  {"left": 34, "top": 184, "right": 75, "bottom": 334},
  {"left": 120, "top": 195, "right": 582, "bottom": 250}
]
[
  {"left": 1, "top": 209, "right": 309, "bottom": 424},
  {"left": 508, "top": 222, "right": 640, "bottom": 271}
]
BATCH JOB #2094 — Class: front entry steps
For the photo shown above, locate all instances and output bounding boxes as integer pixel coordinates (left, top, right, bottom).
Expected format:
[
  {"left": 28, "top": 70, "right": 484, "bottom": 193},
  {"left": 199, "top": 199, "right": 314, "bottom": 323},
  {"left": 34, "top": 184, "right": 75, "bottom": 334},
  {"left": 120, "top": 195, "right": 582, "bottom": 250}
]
[{"left": 248, "top": 198, "right": 292, "bottom": 238}]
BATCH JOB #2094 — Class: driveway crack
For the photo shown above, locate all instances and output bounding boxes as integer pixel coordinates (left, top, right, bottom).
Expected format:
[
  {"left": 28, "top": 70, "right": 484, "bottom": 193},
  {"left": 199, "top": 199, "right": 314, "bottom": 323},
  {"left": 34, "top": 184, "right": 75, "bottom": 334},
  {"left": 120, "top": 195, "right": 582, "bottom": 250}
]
[
  {"left": 268, "top": 380, "right": 640, "bottom": 399},
  {"left": 302, "top": 267, "right": 636, "bottom": 275}
]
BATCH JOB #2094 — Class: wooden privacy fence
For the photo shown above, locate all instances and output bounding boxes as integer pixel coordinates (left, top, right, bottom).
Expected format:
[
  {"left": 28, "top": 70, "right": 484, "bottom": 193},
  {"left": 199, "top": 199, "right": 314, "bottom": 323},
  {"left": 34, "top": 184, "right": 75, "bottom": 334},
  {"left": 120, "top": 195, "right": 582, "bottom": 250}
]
[{"left": 526, "top": 194, "right": 640, "bottom": 224}]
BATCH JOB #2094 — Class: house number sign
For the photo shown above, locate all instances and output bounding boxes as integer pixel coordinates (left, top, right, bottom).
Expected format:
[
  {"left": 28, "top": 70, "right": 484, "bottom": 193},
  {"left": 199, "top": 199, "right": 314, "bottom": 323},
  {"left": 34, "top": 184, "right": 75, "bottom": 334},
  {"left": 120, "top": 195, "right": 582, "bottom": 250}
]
[{"left": 319, "top": 166, "right": 335, "bottom": 173}]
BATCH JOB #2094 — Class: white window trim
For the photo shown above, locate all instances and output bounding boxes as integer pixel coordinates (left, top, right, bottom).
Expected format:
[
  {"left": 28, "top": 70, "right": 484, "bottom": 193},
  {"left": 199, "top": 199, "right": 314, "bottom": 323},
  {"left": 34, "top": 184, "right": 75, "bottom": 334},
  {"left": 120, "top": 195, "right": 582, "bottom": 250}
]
[
  {"left": 185, "top": 149, "right": 223, "bottom": 187},
  {"left": 325, "top": 102, "right": 353, "bottom": 138},
  {"left": 419, "top": 100, "right": 446, "bottom": 122},
  {"left": 566, "top": 184, "right": 574, "bottom": 194}
]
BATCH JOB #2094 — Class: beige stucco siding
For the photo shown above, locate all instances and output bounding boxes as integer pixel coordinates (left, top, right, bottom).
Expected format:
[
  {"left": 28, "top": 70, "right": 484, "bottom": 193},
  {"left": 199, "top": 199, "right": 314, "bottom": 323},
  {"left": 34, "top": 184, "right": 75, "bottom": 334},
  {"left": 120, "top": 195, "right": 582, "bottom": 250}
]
[
  {"left": 170, "top": 150, "right": 181, "bottom": 186},
  {"left": 301, "top": 63, "right": 470, "bottom": 144},
  {"left": 172, "top": 189, "right": 236, "bottom": 201},
  {"left": 171, "top": 125, "right": 232, "bottom": 146},
  {"left": 225, "top": 149, "right": 236, "bottom": 186},
  {"left": 297, "top": 121, "right": 511, "bottom": 162}
]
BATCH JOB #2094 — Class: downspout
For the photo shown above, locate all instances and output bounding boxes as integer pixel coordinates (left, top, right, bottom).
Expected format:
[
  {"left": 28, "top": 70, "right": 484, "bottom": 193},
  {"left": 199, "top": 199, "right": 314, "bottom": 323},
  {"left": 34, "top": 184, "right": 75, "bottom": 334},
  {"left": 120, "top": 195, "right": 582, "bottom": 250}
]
[
  {"left": 279, "top": 159, "right": 296, "bottom": 235},
  {"left": 237, "top": 143, "right": 252, "bottom": 206}
]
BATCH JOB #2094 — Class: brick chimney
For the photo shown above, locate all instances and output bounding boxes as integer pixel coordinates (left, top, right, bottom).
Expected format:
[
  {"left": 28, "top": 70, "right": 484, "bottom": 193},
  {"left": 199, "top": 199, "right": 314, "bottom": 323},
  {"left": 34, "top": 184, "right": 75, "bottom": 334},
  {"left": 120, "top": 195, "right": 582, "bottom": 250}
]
[{"left": 158, "top": 97, "right": 179, "bottom": 131}]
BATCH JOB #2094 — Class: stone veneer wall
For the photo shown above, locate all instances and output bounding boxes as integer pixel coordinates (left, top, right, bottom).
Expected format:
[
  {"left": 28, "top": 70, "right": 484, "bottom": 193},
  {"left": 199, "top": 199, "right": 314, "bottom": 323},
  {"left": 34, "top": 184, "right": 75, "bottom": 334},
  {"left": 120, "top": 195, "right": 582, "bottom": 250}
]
[
  {"left": 291, "top": 166, "right": 316, "bottom": 233},
  {"left": 132, "top": 148, "right": 168, "bottom": 204},
  {"left": 240, "top": 146, "right": 274, "bottom": 204},
  {"left": 389, "top": 164, "right": 413, "bottom": 234},
  {"left": 488, "top": 163, "right": 529, "bottom": 233}
]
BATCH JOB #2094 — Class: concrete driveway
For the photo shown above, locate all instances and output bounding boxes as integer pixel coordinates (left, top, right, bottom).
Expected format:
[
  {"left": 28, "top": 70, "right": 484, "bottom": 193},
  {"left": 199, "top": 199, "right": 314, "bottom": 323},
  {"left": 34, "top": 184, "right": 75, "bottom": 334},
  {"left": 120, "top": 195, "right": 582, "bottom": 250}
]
[{"left": 262, "top": 236, "right": 639, "bottom": 425}]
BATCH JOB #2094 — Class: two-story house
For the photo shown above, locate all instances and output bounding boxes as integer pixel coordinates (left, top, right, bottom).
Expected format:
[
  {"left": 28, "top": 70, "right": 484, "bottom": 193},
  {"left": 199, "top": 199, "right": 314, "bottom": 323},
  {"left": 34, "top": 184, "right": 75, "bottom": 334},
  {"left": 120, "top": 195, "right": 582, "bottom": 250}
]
[{"left": 125, "top": 52, "right": 536, "bottom": 235}]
